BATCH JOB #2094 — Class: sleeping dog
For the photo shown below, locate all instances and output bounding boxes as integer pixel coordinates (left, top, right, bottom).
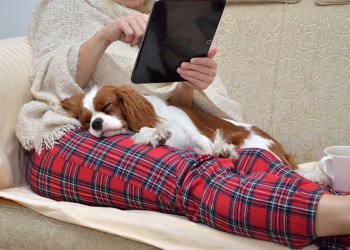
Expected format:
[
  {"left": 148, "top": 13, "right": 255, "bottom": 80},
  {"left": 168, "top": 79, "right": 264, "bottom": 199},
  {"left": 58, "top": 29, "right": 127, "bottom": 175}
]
[{"left": 61, "top": 85, "right": 296, "bottom": 169}]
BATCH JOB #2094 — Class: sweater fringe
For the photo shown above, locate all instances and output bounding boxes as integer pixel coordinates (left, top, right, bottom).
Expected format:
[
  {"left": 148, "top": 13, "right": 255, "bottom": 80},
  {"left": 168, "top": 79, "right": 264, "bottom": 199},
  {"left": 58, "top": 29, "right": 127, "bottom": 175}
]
[{"left": 22, "top": 125, "right": 76, "bottom": 154}]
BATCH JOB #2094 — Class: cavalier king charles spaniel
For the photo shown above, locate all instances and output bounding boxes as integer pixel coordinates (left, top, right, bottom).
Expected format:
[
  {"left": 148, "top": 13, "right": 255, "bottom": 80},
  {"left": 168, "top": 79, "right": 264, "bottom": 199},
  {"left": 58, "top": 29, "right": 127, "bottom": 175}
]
[{"left": 61, "top": 85, "right": 296, "bottom": 169}]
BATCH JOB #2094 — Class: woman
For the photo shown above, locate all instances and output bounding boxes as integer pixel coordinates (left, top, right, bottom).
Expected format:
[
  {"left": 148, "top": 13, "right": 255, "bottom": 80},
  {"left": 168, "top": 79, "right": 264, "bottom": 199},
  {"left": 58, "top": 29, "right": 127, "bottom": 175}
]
[{"left": 16, "top": 0, "right": 350, "bottom": 249}]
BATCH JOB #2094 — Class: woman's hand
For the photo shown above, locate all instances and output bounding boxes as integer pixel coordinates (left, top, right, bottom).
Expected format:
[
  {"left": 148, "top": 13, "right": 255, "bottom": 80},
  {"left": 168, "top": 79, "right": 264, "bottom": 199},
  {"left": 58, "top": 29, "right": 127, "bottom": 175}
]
[
  {"left": 176, "top": 48, "right": 218, "bottom": 90},
  {"left": 76, "top": 12, "right": 148, "bottom": 88},
  {"left": 169, "top": 48, "right": 218, "bottom": 108},
  {"left": 102, "top": 12, "right": 148, "bottom": 47}
]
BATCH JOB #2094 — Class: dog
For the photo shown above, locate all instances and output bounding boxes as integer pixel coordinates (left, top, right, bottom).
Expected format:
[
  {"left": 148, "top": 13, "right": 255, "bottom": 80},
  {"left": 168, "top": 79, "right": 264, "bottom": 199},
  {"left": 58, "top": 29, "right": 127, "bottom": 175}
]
[{"left": 61, "top": 85, "right": 296, "bottom": 169}]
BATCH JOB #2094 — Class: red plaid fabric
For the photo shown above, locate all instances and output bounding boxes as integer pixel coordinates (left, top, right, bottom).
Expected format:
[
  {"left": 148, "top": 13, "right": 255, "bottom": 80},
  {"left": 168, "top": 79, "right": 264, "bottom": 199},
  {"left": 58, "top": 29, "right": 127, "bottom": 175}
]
[{"left": 26, "top": 129, "right": 349, "bottom": 249}]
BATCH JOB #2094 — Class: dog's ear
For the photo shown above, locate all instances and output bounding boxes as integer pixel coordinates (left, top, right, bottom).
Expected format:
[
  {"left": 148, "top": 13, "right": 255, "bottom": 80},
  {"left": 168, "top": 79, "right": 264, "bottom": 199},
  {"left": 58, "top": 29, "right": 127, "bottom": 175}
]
[
  {"left": 114, "top": 85, "right": 159, "bottom": 131},
  {"left": 60, "top": 93, "right": 84, "bottom": 118}
]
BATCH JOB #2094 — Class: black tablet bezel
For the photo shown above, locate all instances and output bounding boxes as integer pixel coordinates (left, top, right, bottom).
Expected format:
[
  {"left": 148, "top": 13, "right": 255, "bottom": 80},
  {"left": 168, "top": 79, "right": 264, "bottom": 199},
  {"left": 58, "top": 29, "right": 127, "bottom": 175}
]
[{"left": 131, "top": 0, "right": 226, "bottom": 84}]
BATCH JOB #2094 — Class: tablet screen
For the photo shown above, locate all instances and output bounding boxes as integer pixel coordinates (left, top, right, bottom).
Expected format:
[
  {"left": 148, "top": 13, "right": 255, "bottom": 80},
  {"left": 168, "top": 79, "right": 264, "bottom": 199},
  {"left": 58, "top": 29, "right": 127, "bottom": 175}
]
[{"left": 131, "top": 0, "right": 226, "bottom": 83}]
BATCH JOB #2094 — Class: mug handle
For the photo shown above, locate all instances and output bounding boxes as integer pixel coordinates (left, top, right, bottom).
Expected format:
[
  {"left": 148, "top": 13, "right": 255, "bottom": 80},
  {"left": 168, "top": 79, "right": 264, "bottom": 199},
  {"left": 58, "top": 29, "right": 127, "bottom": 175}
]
[{"left": 318, "top": 156, "right": 334, "bottom": 182}]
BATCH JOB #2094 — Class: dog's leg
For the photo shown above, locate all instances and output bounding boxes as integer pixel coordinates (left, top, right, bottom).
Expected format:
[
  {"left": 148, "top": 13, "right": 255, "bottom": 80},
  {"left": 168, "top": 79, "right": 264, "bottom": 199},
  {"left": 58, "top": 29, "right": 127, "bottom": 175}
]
[
  {"left": 295, "top": 162, "right": 330, "bottom": 185},
  {"left": 132, "top": 126, "right": 172, "bottom": 147}
]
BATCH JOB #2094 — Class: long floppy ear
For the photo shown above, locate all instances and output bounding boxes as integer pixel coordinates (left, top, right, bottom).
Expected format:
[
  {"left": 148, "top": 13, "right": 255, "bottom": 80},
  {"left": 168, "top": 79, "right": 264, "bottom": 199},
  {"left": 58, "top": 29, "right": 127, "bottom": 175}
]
[
  {"left": 114, "top": 86, "right": 159, "bottom": 131},
  {"left": 60, "top": 93, "right": 84, "bottom": 118}
]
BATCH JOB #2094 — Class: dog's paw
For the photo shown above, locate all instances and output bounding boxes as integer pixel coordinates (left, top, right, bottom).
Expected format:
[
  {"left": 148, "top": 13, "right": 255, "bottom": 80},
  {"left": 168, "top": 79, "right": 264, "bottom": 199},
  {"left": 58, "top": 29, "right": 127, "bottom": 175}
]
[
  {"left": 213, "top": 142, "right": 239, "bottom": 161},
  {"left": 153, "top": 127, "right": 172, "bottom": 146},
  {"left": 211, "top": 129, "right": 238, "bottom": 160},
  {"left": 295, "top": 163, "right": 330, "bottom": 185},
  {"left": 132, "top": 127, "right": 171, "bottom": 147}
]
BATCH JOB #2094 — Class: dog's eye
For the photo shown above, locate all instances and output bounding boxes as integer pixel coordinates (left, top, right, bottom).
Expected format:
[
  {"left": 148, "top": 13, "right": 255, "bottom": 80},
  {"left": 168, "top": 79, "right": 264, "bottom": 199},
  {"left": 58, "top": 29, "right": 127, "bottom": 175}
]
[{"left": 102, "top": 103, "right": 113, "bottom": 113}]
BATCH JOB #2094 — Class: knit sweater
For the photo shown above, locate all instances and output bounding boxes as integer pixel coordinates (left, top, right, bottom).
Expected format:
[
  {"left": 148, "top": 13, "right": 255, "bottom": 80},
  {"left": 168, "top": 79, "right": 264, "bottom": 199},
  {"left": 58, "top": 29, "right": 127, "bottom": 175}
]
[{"left": 15, "top": 0, "right": 243, "bottom": 153}]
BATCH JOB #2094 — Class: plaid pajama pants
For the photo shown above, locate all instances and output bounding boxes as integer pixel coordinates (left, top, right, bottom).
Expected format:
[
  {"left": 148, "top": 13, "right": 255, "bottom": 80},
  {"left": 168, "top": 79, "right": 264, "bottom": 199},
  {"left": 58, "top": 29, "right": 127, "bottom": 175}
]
[{"left": 26, "top": 129, "right": 350, "bottom": 249}]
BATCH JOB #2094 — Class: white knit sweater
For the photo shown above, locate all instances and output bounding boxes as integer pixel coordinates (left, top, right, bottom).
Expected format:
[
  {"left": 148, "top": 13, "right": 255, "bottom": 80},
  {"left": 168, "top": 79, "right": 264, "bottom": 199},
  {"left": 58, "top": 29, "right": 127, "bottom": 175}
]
[{"left": 15, "top": 0, "right": 243, "bottom": 153}]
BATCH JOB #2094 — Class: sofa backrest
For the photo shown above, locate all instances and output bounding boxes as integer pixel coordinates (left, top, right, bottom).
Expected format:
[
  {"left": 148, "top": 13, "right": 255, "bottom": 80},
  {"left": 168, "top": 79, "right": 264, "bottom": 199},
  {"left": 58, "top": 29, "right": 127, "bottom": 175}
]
[
  {"left": 214, "top": 0, "right": 350, "bottom": 164},
  {"left": 0, "top": 37, "right": 33, "bottom": 188}
]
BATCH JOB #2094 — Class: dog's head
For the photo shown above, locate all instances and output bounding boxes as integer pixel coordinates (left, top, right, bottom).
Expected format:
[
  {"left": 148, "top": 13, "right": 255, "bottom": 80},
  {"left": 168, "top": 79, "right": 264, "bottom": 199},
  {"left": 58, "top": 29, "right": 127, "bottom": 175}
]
[{"left": 61, "top": 85, "right": 159, "bottom": 137}]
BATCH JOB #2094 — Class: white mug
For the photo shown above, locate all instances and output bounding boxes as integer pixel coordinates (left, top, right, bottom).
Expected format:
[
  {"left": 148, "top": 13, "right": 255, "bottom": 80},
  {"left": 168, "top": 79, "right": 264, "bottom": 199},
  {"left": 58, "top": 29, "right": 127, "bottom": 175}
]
[{"left": 318, "top": 146, "right": 350, "bottom": 192}]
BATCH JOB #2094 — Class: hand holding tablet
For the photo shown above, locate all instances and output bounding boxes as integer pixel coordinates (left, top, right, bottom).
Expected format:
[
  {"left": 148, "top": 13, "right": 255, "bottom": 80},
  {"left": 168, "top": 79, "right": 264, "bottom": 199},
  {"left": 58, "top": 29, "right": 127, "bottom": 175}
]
[{"left": 131, "top": 0, "right": 226, "bottom": 84}]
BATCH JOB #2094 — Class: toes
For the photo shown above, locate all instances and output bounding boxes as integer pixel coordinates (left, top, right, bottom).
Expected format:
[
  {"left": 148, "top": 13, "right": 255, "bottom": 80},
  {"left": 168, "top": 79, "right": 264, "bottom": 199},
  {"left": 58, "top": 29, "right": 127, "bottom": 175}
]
[
  {"left": 132, "top": 127, "right": 171, "bottom": 147},
  {"left": 132, "top": 133, "right": 149, "bottom": 145},
  {"left": 155, "top": 127, "right": 172, "bottom": 145},
  {"left": 213, "top": 143, "right": 238, "bottom": 161}
]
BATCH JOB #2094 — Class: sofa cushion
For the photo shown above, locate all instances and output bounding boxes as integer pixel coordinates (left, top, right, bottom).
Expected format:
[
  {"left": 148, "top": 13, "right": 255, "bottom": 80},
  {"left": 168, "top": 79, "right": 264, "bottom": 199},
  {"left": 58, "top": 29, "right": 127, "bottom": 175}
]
[{"left": 0, "top": 37, "right": 33, "bottom": 189}]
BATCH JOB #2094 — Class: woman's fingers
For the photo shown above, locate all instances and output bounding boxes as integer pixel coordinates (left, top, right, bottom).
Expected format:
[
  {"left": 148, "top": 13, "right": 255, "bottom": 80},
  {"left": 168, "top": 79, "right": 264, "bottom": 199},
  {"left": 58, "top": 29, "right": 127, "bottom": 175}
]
[
  {"left": 119, "top": 13, "right": 147, "bottom": 46},
  {"left": 124, "top": 21, "right": 144, "bottom": 46},
  {"left": 178, "top": 61, "right": 216, "bottom": 78},
  {"left": 105, "top": 13, "right": 148, "bottom": 46},
  {"left": 129, "top": 13, "right": 148, "bottom": 46},
  {"left": 177, "top": 48, "right": 218, "bottom": 90},
  {"left": 207, "top": 47, "right": 218, "bottom": 59}
]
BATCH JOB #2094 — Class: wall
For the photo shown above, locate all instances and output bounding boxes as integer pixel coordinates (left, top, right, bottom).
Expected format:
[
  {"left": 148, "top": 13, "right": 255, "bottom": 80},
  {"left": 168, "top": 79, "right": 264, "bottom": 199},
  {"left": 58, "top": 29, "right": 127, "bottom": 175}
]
[
  {"left": 0, "top": 0, "right": 37, "bottom": 39},
  {"left": 214, "top": 1, "right": 350, "bottom": 163}
]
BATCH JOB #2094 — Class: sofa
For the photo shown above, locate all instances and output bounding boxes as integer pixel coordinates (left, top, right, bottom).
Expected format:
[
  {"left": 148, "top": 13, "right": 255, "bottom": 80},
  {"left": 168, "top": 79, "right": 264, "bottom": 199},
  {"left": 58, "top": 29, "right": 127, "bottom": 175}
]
[{"left": 1, "top": 0, "right": 349, "bottom": 249}]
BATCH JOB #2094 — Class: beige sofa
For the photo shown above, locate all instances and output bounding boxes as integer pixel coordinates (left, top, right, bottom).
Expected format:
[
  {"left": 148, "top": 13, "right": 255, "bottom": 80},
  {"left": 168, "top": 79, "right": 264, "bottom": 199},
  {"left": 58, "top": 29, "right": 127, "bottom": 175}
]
[{"left": 1, "top": 0, "right": 349, "bottom": 249}]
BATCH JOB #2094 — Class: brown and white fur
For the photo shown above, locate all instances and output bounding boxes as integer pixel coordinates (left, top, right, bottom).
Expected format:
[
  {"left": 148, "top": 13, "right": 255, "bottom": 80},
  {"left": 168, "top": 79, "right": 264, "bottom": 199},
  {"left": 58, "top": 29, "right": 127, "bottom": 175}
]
[{"left": 61, "top": 85, "right": 296, "bottom": 169}]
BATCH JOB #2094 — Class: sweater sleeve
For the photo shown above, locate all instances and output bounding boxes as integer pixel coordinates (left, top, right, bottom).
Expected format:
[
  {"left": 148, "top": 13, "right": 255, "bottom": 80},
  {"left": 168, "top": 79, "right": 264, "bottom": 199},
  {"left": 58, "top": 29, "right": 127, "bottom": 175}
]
[
  {"left": 16, "top": 0, "right": 87, "bottom": 152},
  {"left": 28, "top": 0, "right": 83, "bottom": 95}
]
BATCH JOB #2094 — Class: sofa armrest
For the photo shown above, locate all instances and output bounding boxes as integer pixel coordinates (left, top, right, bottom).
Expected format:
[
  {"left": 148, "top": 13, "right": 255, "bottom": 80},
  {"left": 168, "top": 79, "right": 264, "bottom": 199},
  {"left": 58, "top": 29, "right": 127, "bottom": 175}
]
[{"left": 0, "top": 36, "right": 33, "bottom": 189}]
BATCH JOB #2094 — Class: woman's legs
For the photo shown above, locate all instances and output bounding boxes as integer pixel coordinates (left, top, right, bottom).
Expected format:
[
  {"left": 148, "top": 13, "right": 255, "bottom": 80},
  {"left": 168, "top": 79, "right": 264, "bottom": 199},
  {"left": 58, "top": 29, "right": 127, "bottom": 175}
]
[
  {"left": 313, "top": 195, "right": 350, "bottom": 249},
  {"left": 234, "top": 149, "right": 350, "bottom": 247},
  {"left": 27, "top": 129, "right": 183, "bottom": 214},
  {"left": 26, "top": 129, "right": 349, "bottom": 249},
  {"left": 178, "top": 151, "right": 324, "bottom": 248},
  {"left": 316, "top": 195, "right": 350, "bottom": 236}
]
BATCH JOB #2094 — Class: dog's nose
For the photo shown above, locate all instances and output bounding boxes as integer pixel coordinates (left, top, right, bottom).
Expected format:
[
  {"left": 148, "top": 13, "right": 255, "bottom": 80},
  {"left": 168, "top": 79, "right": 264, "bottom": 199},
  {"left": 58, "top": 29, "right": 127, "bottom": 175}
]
[{"left": 91, "top": 118, "right": 103, "bottom": 131}]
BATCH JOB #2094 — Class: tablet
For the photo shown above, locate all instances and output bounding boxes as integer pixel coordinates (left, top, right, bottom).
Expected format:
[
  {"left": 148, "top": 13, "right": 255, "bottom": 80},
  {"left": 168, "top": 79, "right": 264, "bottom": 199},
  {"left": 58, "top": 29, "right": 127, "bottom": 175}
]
[{"left": 131, "top": 0, "right": 226, "bottom": 84}]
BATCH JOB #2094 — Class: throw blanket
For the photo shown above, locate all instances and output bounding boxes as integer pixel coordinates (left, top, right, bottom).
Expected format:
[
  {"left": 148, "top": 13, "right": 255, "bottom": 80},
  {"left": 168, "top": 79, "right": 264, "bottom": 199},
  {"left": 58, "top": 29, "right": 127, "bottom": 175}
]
[{"left": 15, "top": 0, "right": 243, "bottom": 153}]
